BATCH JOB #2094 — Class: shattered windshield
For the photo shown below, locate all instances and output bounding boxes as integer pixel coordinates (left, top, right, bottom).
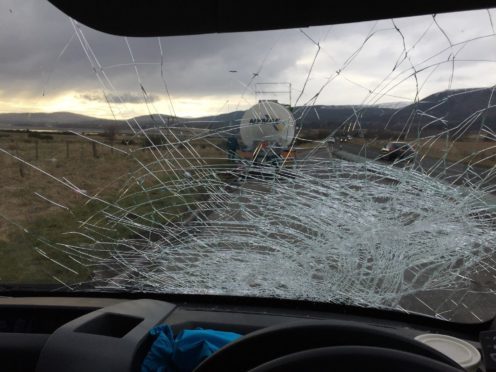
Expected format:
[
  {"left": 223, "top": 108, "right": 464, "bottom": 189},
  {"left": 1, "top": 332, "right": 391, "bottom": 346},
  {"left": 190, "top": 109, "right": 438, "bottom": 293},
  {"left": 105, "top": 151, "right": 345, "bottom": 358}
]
[{"left": 1, "top": 0, "right": 496, "bottom": 323}]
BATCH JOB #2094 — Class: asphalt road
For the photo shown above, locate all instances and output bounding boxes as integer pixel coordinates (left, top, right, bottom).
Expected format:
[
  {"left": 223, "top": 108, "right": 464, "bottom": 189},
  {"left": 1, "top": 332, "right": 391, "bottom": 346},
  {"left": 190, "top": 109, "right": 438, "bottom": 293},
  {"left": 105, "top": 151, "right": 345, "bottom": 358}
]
[
  {"left": 103, "top": 146, "right": 496, "bottom": 323},
  {"left": 268, "top": 145, "right": 496, "bottom": 322}
]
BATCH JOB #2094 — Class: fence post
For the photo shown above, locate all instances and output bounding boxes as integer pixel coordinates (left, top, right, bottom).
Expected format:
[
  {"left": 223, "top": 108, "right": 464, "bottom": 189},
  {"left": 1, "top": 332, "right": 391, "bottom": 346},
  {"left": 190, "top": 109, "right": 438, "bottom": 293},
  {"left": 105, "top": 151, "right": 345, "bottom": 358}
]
[
  {"left": 15, "top": 141, "right": 24, "bottom": 177},
  {"left": 35, "top": 140, "right": 39, "bottom": 160},
  {"left": 92, "top": 142, "right": 98, "bottom": 158},
  {"left": 66, "top": 141, "right": 69, "bottom": 159}
]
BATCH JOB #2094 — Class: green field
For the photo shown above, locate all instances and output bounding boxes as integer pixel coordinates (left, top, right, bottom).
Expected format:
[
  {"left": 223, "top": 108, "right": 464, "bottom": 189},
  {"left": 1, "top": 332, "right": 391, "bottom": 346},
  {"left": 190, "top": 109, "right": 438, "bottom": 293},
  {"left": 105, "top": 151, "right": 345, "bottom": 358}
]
[{"left": 0, "top": 131, "right": 229, "bottom": 285}]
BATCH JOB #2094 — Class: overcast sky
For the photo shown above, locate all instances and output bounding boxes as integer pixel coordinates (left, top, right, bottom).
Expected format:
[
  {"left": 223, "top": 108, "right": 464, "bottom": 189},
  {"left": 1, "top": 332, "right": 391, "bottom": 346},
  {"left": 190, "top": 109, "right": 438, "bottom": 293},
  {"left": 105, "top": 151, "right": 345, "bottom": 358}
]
[{"left": 1, "top": 1, "right": 496, "bottom": 118}]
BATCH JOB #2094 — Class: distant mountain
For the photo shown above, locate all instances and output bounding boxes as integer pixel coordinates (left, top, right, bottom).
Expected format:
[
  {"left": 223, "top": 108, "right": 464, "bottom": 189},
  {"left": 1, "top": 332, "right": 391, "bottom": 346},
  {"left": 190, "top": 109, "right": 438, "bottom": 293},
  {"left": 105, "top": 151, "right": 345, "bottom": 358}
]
[
  {"left": 130, "top": 114, "right": 180, "bottom": 126},
  {"left": 0, "top": 88, "right": 494, "bottom": 134},
  {"left": 185, "top": 111, "right": 245, "bottom": 129},
  {"left": 372, "top": 102, "right": 410, "bottom": 109},
  {"left": 291, "top": 105, "right": 397, "bottom": 131},
  {"left": 386, "top": 87, "right": 496, "bottom": 132},
  {"left": 0, "top": 112, "right": 102, "bottom": 124},
  {"left": 0, "top": 111, "right": 126, "bottom": 131},
  {"left": 290, "top": 88, "right": 496, "bottom": 133}
]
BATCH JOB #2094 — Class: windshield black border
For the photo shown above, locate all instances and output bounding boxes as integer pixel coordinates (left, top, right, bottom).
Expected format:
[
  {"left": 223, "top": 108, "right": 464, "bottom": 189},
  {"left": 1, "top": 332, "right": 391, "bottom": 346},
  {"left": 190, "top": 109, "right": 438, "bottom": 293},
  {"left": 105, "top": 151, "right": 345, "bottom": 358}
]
[{"left": 0, "top": 287, "right": 493, "bottom": 338}]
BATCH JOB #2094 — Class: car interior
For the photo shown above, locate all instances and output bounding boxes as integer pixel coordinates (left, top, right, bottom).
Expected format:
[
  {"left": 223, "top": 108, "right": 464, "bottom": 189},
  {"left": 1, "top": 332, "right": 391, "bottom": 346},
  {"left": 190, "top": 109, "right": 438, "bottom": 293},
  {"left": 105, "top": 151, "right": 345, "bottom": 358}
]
[{"left": 2, "top": 1, "right": 496, "bottom": 371}]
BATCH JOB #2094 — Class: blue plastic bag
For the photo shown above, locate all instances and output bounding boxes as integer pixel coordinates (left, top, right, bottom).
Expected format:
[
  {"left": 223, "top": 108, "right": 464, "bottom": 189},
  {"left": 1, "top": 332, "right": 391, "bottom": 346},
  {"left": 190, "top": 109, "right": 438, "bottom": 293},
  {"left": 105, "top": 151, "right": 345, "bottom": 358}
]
[{"left": 141, "top": 324, "right": 242, "bottom": 372}]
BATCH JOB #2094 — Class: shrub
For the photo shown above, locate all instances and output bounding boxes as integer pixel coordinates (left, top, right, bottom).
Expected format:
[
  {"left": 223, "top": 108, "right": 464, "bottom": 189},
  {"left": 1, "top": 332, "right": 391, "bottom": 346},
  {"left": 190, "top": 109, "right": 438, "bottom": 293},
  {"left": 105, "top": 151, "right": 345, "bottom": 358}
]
[{"left": 27, "top": 131, "right": 53, "bottom": 140}]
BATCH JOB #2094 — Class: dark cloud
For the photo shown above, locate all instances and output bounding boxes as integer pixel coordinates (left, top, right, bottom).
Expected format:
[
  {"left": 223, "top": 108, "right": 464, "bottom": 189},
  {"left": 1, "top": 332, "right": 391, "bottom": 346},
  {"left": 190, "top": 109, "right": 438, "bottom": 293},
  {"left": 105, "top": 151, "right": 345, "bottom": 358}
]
[
  {"left": 0, "top": 0, "right": 496, "bottom": 115},
  {"left": 79, "top": 92, "right": 161, "bottom": 104}
]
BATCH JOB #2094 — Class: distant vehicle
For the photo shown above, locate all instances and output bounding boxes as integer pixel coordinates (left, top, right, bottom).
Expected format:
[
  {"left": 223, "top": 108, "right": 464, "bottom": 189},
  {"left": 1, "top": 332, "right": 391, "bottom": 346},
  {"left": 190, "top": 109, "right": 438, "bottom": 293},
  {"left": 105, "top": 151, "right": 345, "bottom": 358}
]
[
  {"left": 380, "top": 142, "right": 416, "bottom": 161},
  {"left": 327, "top": 137, "right": 336, "bottom": 144},
  {"left": 337, "top": 135, "right": 352, "bottom": 143}
]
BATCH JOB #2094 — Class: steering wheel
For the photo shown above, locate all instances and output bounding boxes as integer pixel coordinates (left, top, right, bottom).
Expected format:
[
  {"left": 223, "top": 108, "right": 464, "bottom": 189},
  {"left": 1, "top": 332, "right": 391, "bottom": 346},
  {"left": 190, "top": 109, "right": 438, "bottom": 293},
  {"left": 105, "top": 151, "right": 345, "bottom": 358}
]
[
  {"left": 250, "top": 346, "right": 462, "bottom": 371},
  {"left": 195, "top": 320, "right": 463, "bottom": 371}
]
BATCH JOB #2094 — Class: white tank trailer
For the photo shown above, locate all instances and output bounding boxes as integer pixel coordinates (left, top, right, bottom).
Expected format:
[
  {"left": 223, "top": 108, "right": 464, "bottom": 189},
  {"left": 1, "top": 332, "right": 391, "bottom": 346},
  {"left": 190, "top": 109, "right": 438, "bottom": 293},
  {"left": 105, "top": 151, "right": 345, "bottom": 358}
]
[{"left": 236, "top": 101, "right": 296, "bottom": 164}]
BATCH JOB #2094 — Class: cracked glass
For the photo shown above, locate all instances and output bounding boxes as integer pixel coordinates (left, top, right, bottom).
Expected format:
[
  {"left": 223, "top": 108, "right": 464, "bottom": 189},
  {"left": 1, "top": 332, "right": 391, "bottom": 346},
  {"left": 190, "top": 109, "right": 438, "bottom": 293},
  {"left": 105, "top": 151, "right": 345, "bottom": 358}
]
[{"left": 0, "top": 1, "right": 495, "bottom": 323}]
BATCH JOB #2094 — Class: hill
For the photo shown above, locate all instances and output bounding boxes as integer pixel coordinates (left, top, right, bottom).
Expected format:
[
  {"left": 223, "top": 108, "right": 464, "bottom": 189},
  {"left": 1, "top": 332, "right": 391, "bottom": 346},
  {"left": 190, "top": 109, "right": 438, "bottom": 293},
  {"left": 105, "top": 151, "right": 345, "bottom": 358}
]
[{"left": 1, "top": 87, "right": 494, "bottom": 134}]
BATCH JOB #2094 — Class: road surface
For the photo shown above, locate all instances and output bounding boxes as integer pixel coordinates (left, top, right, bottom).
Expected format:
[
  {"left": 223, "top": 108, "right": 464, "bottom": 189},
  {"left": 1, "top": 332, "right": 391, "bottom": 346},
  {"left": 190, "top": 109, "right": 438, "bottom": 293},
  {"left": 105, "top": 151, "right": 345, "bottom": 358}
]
[{"left": 101, "top": 145, "right": 496, "bottom": 323}]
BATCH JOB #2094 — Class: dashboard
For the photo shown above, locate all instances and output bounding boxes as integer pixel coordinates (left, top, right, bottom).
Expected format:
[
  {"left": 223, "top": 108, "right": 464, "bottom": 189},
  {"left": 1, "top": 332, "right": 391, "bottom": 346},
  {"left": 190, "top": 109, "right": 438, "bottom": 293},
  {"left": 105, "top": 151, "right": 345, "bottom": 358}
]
[{"left": 0, "top": 295, "right": 489, "bottom": 371}]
